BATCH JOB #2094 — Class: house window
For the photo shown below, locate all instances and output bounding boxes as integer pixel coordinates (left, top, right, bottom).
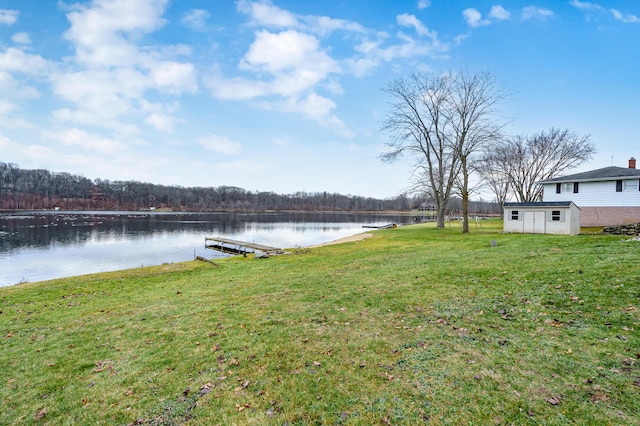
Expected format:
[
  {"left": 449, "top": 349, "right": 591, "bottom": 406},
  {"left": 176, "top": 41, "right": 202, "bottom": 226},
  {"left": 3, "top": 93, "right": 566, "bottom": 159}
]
[
  {"left": 549, "top": 210, "right": 564, "bottom": 222},
  {"left": 561, "top": 183, "right": 573, "bottom": 193},
  {"left": 623, "top": 180, "right": 638, "bottom": 191},
  {"left": 511, "top": 210, "right": 520, "bottom": 221}
]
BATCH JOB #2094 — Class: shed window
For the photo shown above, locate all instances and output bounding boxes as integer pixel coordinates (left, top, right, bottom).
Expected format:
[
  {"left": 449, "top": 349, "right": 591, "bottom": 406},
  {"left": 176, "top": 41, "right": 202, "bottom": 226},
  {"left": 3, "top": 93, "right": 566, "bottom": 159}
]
[
  {"left": 510, "top": 210, "right": 520, "bottom": 221},
  {"left": 548, "top": 210, "right": 564, "bottom": 222}
]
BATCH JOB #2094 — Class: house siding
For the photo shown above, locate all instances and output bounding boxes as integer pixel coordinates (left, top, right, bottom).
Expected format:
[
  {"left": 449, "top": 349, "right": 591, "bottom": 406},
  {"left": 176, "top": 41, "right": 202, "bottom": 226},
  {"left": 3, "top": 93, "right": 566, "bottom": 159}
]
[{"left": 543, "top": 180, "right": 640, "bottom": 207}]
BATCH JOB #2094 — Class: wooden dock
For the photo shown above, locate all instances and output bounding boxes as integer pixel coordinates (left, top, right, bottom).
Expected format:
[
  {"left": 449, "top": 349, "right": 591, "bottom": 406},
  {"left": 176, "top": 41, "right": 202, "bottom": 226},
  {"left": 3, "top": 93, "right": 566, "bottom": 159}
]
[
  {"left": 362, "top": 223, "right": 398, "bottom": 229},
  {"left": 205, "top": 237, "right": 281, "bottom": 255}
]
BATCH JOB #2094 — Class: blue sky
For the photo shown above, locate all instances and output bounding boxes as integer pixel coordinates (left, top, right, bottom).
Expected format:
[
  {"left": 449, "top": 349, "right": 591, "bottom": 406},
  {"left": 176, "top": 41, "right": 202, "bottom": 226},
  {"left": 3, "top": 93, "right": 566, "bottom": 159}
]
[{"left": 0, "top": 0, "right": 638, "bottom": 198}]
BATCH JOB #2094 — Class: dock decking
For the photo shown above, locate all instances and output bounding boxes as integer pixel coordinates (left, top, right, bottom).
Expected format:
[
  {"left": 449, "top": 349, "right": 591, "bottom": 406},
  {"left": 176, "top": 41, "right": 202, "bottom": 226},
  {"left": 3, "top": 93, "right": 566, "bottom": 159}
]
[
  {"left": 362, "top": 223, "right": 398, "bottom": 229},
  {"left": 205, "top": 237, "right": 281, "bottom": 255}
]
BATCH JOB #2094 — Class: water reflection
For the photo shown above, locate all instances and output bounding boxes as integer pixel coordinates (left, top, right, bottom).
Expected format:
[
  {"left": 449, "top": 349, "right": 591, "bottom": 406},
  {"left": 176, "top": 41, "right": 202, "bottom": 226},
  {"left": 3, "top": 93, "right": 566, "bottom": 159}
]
[{"left": 0, "top": 211, "right": 413, "bottom": 286}]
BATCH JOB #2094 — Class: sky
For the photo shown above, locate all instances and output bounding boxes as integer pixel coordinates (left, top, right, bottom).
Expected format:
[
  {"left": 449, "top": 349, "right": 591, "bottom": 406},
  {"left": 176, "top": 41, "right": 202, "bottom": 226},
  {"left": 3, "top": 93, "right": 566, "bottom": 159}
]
[{"left": 0, "top": 0, "right": 638, "bottom": 199}]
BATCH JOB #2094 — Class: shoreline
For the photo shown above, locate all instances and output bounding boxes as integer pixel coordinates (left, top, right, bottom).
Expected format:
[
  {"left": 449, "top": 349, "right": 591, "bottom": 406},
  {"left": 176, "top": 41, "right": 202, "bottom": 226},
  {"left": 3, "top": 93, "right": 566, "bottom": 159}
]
[{"left": 307, "top": 232, "right": 374, "bottom": 248}]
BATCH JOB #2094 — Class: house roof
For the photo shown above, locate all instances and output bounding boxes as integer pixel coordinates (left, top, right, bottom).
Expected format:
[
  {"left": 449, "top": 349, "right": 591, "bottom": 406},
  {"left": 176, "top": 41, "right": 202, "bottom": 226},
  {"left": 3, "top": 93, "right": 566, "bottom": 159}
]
[
  {"left": 538, "top": 166, "right": 640, "bottom": 184},
  {"left": 504, "top": 201, "right": 578, "bottom": 208}
]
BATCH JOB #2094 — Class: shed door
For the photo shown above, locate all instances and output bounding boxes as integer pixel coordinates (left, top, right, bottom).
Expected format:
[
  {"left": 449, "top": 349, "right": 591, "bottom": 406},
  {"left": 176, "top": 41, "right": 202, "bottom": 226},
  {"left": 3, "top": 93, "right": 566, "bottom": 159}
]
[{"left": 524, "top": 211, "right": 545, "bottom": 233}]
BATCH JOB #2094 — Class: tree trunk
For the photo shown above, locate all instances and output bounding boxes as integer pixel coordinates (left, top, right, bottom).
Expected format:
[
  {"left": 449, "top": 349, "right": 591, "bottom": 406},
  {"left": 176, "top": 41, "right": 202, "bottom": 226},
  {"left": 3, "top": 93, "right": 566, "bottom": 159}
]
[{"left": 461, "top": 159, "right": 470, "bottom": 233}]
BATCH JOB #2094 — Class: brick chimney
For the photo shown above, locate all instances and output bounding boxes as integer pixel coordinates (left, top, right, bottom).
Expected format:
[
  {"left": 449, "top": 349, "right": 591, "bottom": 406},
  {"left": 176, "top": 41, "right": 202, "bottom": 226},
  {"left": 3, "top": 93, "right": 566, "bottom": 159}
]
[{"left": 630, "top": 157, "right": 637, "bottom": 169}]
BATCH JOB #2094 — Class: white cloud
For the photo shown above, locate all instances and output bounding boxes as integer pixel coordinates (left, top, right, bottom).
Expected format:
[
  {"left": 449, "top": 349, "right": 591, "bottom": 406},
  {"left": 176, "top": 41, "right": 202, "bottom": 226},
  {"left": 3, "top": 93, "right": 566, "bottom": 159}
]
[
  {"left": 208, "top": 74, "right": 270, "bottom": 100},
  {"left": 397, "top": 14, "right": 435, "bottom": 37},
  {"left": 63, "top": 0, "right": 169, "bottom": 68},
  {"left": 292, "top": 92, "right": 335, "bottom": 122},
  {"left": 0, "top": 9, "right": 18, "bottom": 25},
  {"left": 0, "top": 134, "right": 54, "bottom": 164},
  {"left": 237, "top": 0, "right": 297, "bottom": 28},
  {"left": 212, "top": 29, "right": 340, "bottom": 101},
  {"left": 417, "top": 1, "right": 431, "bottom": 10},
  {"left": 297, "top": 93, "right": 354, "bottom": 137},
  {"left": 0, "top": 48, "right": 48, "bottom": 105},
  {"left": 241, "top": 30, "right": 335, "bottom": 74},
  {"left": 43, "top": 128, "right": 131, "bottom": 155},
  {"left": 11, "top": 32, "right": 31, "bottom": 44},
  {"left": 52, "top": 68, "right": 146, "bottom": 119},
  {"left": 522, "top": 6, "right": 554, "bottom": 20},
  {"left": 49, "top": 0, "right": 196, "bottom": 137},
  {"left": 181, "top": 9, "right": 210, "bottom": 31},
  {"left": 0, "top": 99, "right": 16, "bottom": 115},
  {"left": 0, "top": 70, "right": 40, "bottom": 100},
  {"left": 145, "top": 114, "right": 176, "bottom": 132},
  {"left": 348, "top": 27, "right": 448, "bottom": 76},
  {"left": 463, "top": 8, "right": 490, "bottom": 28},
  {"left": 213, "top": 1, "right": 447, "bottom": 136},
  {"left": 489, "top": 5, "right": 511, "bottom": 21},
  {"left": 149, "top": 61, "right": 198, "bottom": 94},
  {"left": 0, "top": 48, "right": 48, "bottom": 74},
  {"left": 140, "top": 100, "right": 182, "bottom": 133},
  {"left": 199, "top": 135, "right": 243, "bottom": 155},
  {"left": 569, "top": 2, "right": 639, "bottom": 24},
  {"left": 238, "top": 0, "right": 364, "bottom": 36},
  {"left": 303, "top": 15, "right": 365, "bottom": 36},
  {"left": 569, "top": 0, "right": 604, "bottom": 12},
  {"left": 611, "top": 9, "right": 640, "bottom": 23}
]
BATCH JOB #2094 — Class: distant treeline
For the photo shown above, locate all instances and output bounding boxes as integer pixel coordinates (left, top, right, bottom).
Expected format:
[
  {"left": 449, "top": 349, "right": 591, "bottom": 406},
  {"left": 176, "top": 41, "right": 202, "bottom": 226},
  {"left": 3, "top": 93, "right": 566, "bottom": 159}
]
[{"left": 0, "top": 162, "right": 500, "bottom": 214}]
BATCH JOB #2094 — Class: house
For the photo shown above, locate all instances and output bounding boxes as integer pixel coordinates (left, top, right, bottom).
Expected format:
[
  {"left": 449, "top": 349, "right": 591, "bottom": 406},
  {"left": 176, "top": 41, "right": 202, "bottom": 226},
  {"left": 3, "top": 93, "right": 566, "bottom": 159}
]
[
  {"left": 538, "top": 157, "right": 640, "bottom": 226},
  {"left": 503, "top": 201, "right": 581, "bottom": 235}
]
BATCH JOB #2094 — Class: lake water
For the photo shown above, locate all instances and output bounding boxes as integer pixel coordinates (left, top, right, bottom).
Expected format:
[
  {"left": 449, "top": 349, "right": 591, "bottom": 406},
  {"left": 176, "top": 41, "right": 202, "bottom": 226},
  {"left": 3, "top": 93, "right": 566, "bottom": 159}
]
[{"left": 0, "top": 211, "right": 414, "bottom": 287}]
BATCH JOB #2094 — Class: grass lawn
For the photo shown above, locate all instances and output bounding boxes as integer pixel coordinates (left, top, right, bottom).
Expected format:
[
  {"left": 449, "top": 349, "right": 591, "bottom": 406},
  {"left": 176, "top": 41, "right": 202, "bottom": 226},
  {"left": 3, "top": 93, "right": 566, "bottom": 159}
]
[{"left": 1, "top": 220, "right": 639, "bottom": 425}]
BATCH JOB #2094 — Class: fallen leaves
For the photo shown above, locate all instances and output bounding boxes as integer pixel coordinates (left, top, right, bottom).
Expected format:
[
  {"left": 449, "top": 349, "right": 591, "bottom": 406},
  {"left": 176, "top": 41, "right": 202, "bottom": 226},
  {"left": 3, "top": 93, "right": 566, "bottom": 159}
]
[
  {"left": 200, "top": 383, "right": 213, "bottom": 395},
  {"left": 546, "top": 396, "right": 561, "bottom": 406},
  {"left": 34, "top": 407, "right": 47, "bottom": 421},
  {"left": 92, "top": 360, "right": 116, "bottom": 376},
  {"left": 236, "top": 403, "right": 251, "bottom": 412},
  {"left": 234, "top": 380, "right": 250, "bottom": 392}
]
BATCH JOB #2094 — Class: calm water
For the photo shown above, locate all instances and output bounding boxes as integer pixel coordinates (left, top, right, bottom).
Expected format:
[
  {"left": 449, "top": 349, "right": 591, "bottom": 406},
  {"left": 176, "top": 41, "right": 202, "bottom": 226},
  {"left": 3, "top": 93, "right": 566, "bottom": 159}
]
[{"left": 0, "top": 211, "right": 414, "bottom": 286}]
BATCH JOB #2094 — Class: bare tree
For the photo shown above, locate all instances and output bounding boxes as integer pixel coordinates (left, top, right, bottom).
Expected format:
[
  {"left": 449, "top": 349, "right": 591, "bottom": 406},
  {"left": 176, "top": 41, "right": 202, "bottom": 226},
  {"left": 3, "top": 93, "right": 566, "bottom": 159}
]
[
  {"left": 381, "top": 73, "right": 458, "bottom": 228},
  {"left": 482, "top": 128, "right": 595, "bottom": 202},
  {"left": 380, "top": 71, "right": 506, "bottom": 231},
  {"left": 448, "top": 72, "right": 507, "bottom": 232},
  {"left": 477, "top": 148, "right": 511, "bottom": 213}
]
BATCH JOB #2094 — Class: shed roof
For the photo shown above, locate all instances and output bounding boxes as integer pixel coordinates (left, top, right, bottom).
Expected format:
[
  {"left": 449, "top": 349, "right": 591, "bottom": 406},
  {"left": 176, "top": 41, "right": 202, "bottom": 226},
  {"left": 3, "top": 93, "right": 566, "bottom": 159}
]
[
  {"left": 503, "top": 201, "right": 578, "bottom": 209},
  {"left": 538, "top": 166, "right": 640, "bottom": 184}
]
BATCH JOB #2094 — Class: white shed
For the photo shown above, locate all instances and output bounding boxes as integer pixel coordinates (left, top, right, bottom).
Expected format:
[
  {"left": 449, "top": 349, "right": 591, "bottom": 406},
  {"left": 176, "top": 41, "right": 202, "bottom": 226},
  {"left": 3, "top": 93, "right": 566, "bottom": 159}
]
[{"left": 503, "top": 202, "right": 581, "bottom": 235}]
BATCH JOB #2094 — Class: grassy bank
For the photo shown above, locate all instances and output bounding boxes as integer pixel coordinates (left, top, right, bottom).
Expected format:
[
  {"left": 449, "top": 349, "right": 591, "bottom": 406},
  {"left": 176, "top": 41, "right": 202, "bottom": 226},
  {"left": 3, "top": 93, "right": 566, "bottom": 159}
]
[{"left": 1, "top": 220, "right": 639, "bottom": 425}]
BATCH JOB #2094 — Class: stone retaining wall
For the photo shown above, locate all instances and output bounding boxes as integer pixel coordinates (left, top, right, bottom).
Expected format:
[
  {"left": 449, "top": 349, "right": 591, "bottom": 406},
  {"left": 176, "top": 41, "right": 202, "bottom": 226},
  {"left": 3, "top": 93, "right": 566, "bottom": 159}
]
[{"left": 602, "top": 222, "right": 640, "bottom": 235}]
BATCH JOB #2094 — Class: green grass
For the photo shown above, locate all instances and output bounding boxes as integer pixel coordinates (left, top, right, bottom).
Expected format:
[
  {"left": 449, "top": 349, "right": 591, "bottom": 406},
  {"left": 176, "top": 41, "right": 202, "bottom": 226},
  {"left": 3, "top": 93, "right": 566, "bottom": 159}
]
[{"left": 1, "top": 220, "right": 639, "bottom": 425}]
